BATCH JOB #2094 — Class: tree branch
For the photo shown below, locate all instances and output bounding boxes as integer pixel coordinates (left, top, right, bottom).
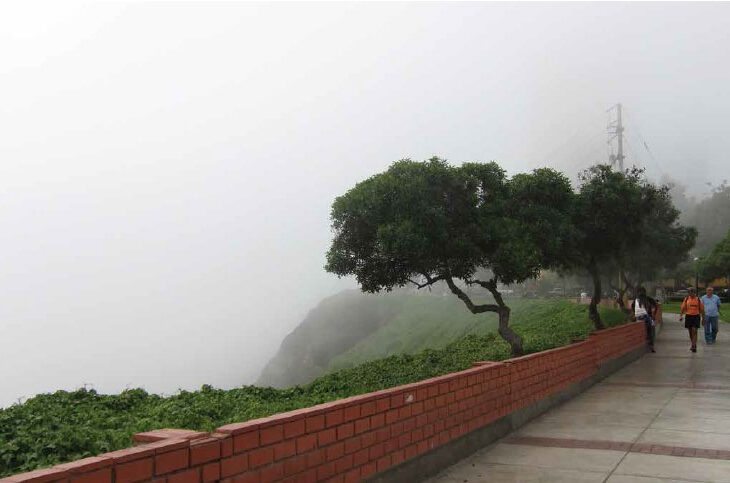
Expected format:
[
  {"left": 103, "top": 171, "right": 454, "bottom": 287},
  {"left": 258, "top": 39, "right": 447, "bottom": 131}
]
[
  {"left": 445, "top": 277, "right": 500, "bottom": 314},
  {"left": 407, "top": 274, "right": 444, "bottom": 289},
  {"left": 466, "top": 277, "right": 507, "bottom": 308}
]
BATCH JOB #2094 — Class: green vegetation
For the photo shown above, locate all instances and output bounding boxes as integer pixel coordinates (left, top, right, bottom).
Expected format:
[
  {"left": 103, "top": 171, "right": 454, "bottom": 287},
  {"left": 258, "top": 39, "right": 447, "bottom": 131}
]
[
  {"left": 325, "top": 158, "right": 578, "bottom": 355},
  {"left": 662, "top": 301, "right": 682, "bottom": 314},
  {"left": 0, "top": 300, "right": 622, "bottom": 478},
  {"left": 329, "top": 298, "right": 582, "bottom": 371}
]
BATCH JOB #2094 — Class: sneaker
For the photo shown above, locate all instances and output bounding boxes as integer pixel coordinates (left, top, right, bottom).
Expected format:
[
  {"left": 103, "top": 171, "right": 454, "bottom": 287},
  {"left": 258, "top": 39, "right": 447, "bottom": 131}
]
[
  {"left": 691, "top": 347, "right": 697, "bottom": 353},
  {"left": 651, "top": 348, "right": 656, "bottom": 353}
]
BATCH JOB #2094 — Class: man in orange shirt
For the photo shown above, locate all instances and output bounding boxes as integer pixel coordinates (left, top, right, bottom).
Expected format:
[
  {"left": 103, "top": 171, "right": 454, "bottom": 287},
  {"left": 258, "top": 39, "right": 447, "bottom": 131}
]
[{"left": 679, "top": 287, "right": 705, "bottom": 353}]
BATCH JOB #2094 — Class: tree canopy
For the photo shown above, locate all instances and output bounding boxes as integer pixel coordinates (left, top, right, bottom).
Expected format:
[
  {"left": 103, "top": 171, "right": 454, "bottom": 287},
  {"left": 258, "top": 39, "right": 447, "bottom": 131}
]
[
  {"left": 326, "top": 159, "right": 695, "bottom": 347},
  {"left": 326, "top": 157, "right": 575, "bottom": 355},
  {"left": 700, "top": 229, "right": 730, "bottom": 283}
]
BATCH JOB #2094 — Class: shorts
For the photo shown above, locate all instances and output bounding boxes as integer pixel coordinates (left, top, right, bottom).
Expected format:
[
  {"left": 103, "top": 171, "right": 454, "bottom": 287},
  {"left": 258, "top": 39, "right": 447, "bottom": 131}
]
[{"left": 685, "top": 314, "right": 701, "bottom": 328}]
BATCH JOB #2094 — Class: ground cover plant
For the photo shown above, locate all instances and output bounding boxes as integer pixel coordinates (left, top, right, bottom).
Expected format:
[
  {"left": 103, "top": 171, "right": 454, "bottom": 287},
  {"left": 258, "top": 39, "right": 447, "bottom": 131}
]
[{"left": 0, "top": 301, "right": 623, "bottom": 477}]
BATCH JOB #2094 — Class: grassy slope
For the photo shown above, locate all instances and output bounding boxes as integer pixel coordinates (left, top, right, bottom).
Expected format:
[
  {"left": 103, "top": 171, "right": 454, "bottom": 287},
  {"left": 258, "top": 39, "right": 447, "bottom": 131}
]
[
  {"left": 0, "top": 300, "right": 623, "bottom": 477},
  {"left": 328, "top": 298, "right": 603, "bottom": 371}
]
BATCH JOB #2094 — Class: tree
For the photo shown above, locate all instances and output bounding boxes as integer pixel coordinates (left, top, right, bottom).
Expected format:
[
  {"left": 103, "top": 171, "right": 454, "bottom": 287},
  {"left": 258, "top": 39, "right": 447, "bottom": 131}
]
[
  {"left": 572, "top": 166, "right": 650, "bottom": 330},
  {"left": 325, "top": 157, "right": 575, "bottom": 356},
  {"left": 611, "top": 182, "right": 697, "bottom": 310},
  {"left": 700, "top": 229, "right": 730, "bottom": 283},
  {"left": 683, "top": 181, "right": 730, "bottom": 255}
]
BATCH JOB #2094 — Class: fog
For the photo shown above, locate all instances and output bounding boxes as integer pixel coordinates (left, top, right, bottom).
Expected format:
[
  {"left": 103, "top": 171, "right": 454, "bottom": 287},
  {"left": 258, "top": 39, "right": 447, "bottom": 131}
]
[{"left": 1, "top": 2, "right": 729, "bottom": 407}]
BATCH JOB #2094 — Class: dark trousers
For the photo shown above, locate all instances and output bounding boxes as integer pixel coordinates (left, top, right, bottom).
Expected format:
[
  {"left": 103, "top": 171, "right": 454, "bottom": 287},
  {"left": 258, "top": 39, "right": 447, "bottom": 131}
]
[{"left": 639, "top": 314, "right": 655, "bottom": 348}]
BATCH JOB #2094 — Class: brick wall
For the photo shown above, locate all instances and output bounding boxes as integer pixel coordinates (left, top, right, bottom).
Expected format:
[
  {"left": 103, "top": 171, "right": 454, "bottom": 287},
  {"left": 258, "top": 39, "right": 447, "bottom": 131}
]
[{"left": 1, "top": 322, "right": 647, "bottom": 483}]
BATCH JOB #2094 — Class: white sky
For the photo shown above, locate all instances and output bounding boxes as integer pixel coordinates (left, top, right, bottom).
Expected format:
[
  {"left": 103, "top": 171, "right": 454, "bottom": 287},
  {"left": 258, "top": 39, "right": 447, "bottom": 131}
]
[{"left": 1, "top": 2, "right": 729, "bottom": 406}]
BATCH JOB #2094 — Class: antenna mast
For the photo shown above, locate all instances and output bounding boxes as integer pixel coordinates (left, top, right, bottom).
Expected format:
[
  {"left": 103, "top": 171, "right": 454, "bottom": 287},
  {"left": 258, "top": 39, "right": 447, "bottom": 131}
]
[{"left": 607, "top": 103, "right": 625, "bottom": 171}]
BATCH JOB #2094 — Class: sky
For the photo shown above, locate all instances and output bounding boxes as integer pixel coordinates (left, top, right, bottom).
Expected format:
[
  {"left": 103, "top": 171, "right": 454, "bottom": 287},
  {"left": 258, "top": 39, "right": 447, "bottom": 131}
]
[{"left": 1, "top": 2, "right": 729, "bottom": 407}]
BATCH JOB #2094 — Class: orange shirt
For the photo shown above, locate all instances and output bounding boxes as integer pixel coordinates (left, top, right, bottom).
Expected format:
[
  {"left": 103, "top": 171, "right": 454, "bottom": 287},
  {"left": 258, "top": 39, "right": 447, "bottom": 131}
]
[{"left": 681, "top": 296, "right": 704, "bottom": 316}]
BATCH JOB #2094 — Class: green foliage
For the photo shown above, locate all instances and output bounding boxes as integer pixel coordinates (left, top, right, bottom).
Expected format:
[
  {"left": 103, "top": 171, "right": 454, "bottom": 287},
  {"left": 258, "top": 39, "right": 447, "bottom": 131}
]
[
  {"left": 326, "top": 158, "right": 575, "bottom": 292},
  {"left": 700, "top": 229, "right": 730, "bottom": 282},
  {"left": 328, "top": 298, "right": 589, "bottom": 371},
  {"left": 0, "top": 301, "right": 622, "bottom": 478},
  {"left": 683, "top": 182, "right": 730, "bottom": 255}
]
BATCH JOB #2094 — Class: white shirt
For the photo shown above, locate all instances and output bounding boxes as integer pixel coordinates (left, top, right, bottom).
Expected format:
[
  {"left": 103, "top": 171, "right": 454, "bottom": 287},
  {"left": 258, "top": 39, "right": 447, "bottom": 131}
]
[{"left": 634, "top": 299, "right": 648, "bottom": 317}]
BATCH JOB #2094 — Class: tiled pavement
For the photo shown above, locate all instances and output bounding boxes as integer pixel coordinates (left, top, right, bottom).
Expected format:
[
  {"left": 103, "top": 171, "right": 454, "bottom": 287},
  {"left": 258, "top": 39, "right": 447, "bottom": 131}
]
[{"left": 429, "top": 314, "right": 730, "bottom": 482}]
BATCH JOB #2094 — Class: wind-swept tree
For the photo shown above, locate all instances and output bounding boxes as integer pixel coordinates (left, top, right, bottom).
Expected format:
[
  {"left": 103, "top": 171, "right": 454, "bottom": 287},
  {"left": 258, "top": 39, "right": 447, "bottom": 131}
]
[{"left": 325, "top": 157, "right": 575, "bottom": 356}]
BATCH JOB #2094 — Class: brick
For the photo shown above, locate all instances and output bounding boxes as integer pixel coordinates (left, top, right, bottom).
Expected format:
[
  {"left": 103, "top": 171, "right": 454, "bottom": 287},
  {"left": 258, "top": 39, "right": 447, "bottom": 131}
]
[
  {"left": 249, "top": 447, "right": 274, "bottom": 469},
  {"left": 306, "top": 449, "right": 325, "bottom": 468},
  {"left": 260, "top": 463, "right": 284, "bottom": 483},
  {"left": 317, "top": 428, "right": 337, "bottom": 446},
  {"left": 326, "top": 410, "right": 344, "bottom": 428},
  {"left": 353, "top": 448, "right": 369, "bottom": 467},
  {"left": 260, "top": 425, "right": 283, "bottom": 446},
  {"left": 234, "top": 432, "right": 260, "bottom": 454},
  {"left": 376, "top": 455, "right": 391, "bottom": 472},
  {"left": 360, "top": 431, "right": 377, "bottom": 449},
  {"left": 56, "top": 457, "right": 113, "bottom": 475},
  {"left": 134, "top": 429, "right": 207, "bottom": 444},
  {"left": 296, "top": 434, "right": 317, "bottom": 454},
  {"left": 357, "top": 462, "right": 375, "bottom": 480},
  {"left": 334, "top": 454, "right": 353, "bottom": 473},
  {"left": 231, "top": 471, "right": 260, "bottom": 483},
  {"left": 385, "top": 409, "right": 399, "bottom": 425},
  {"left": 316, "top": 461, "right": 336, "bottom": 481},
  {"left": 69, "top": 469, "right": 111, "bottom": 483},
  {"left": 391, "top": 449, "right": 405, "bottom": 466},
  {"left": 375, "top": 398, "right": 390, "bottom": 413},
  {"left": 220, "top": 454, "right": 248, "bottom": 478},
  {"left": 147, "top": 438, "right": 190, "bottom": 454},
  {"left": 284, "top": 454, "right": 308, "bottom": 475},
  {"left": 326, "top": 442, "right": 345, "bottom": 462},
  {"left": 155, "top": 448, "right": 189, "bottom": 475},
  {"left": 337, "top": 423, "right": 354, "bottom": 440},
  {"left": 0, "top": 468, "right": 70, "bottom": 483},
  {"left": 102, "top": 446, "right": 155, "bottom": 465},
  {"left": 370, "top": 413, "right": 385, "bottom": 429},
  {"left": 274, "top": 439, "right": 296, "bottom": 460},
  {"left": 369, "top": 443, "right": 384, "bottom": 460},
  {"left": 360, "top": 401, "right": 376, "bottom": 417},
  {"left": 201, "top": 462, "right": 220, "bottom": 482},
  {"left": 293, "top": 469, "right": 317, "bottom": 483},
  {"left": 216, "top": 436, "right": 233, "bottom": 458},
  {"left": 343, "top": 405, "right": 360, "bottom": 422},
  {"left": 354, "top": 418, "right": 370, "bottom": 435},
  {"left": 344, "top": 437, "right": 361, "bottom": 455},
  {"left": 305, "top": 415, "right": 325, "bottom": 433},
  {"left": 190, "top": 440, "right": 220, "bottom": 466},
  {"left": 344, "top": 468, "right": 360, "bottom": 483},
  {"left": 116, "top": 458, "right": 154, "bottom": 483},
  {"left": 284, "top": 419, "right": 306, "bottom": 439},
  {"left": 167, "top": 468, "right": 200, "bottom": 483}
]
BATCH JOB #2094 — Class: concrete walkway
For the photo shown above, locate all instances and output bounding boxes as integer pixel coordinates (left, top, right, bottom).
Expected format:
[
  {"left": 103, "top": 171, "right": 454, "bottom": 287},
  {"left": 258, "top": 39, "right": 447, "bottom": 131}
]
[{"left": 430, "top": 314, "right": 730, "bottom": 482}]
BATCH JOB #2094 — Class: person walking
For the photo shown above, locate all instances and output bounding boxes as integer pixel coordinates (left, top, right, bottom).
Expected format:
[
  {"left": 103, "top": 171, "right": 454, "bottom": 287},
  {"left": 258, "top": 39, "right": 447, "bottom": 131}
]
[
  {"left": 680, "top": 287, "right": 705, "bottom": 352},
  {"left": 701, "top": 286, "right": 722, "bottom": 344},
  {"left": 631, "top": 286, "right": 657, "bottom": 352}
]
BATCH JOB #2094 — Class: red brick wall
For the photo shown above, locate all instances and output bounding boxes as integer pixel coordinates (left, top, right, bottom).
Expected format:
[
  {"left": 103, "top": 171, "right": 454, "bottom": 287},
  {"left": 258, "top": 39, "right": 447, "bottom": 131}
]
[{"left": 1, "top": 322, "right": 646, "bottom": 483}]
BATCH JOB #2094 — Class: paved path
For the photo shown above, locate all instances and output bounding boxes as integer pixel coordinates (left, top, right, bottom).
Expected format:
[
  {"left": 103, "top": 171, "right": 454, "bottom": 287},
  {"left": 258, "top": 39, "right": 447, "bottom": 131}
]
[{"left": 430, "top": 314, "right": 730, "bottom": 482}]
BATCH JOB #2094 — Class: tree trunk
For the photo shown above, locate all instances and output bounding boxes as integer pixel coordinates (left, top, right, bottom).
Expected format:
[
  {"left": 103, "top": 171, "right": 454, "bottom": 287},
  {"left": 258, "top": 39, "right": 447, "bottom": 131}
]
[
  {"left": 587, "top": 258, "right": 605, "bottom": 330},
  {"left": 444, "top": 276, "right": 524, "bottom": 356},
  {"left": 615, "top": 287, "right": 631, "bottom": 319},
  {"left": 497, "top": 305, "right": 523, "bottom": 356}
]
